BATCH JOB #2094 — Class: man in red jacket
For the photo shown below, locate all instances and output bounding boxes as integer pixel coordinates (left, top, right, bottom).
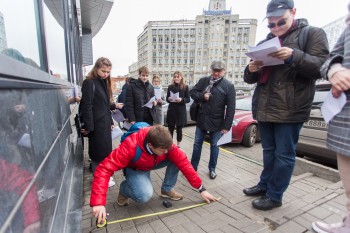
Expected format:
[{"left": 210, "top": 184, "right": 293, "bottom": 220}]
[{"left": 90, "top": 125, "right": 217, "bottom": 224}]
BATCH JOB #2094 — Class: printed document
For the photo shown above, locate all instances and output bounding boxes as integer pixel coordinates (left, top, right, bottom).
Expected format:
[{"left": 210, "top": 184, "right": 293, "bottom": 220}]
[
  {"left": 111, "top": 127, "right": 123, "bottom": 141},
  {"left": 142, "top": 96, "right": 156, "bottom": 108},
  {"left": 245, "top": 37, "right": 283, "bottom": 66},
  {"left": 154, "top": 88, "right": 162, "bottom": 99},
  {"left": 111, "top": 110, "right": 125, "bottom": 123},
  {"left": 217, "top": 127, "right": 232, "bottom": 146},
  {"left": 170, "top": 91, "right": 179, "bottom": 102},
  {"left": 321, "top": 90, "right": 346, "bottom": 123}
]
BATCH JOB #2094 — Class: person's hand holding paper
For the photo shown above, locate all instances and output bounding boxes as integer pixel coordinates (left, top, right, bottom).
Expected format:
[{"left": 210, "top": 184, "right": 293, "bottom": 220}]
[
  {"left": 248, "top": 60, "right": 264, "bottom": 73},
  {"left": 269, "top": 46, "right": 295, "bottom": 61},
  {"left": 245, "top": 37, "right": 283, "bottom": 67}
]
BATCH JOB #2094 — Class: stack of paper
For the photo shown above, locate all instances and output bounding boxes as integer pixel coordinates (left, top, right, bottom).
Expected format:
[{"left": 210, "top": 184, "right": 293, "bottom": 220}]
[{"left": 245, "top": 37, "right": 283, "bottom": 66}]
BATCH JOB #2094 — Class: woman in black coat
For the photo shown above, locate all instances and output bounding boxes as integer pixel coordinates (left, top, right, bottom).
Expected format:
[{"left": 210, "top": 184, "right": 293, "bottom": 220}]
[
  {"left": 166, "top": 71, "right": 190, "bottom": 147},
  {"left": 80, "top": 57, "right": 116, "bottom": 187}
]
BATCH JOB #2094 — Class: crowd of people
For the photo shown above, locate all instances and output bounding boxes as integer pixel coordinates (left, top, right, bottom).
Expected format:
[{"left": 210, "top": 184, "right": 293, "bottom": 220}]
[{"left": 78, "top": 0, "right": 350, "bottom": 232}]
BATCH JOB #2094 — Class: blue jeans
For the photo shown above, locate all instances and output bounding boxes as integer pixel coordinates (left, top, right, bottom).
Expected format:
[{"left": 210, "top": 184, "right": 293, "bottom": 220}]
[
  {"left": 119, "top": 159, "right": 179, "bottom": 203},
  {"left": 257, "top": 122, "right": 303, "bottom": 202},
  {"left": 191, "top": 127, "right": 222, "bottom": 171}
]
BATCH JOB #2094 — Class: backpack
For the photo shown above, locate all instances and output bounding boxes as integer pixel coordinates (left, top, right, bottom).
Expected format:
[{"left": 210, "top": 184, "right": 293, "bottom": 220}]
[
  {"left": 298, "top": 25, "right": 310, "bottom": 52},
  {"left": 120, "top": 122, "right": 150, "bottom": 162}
]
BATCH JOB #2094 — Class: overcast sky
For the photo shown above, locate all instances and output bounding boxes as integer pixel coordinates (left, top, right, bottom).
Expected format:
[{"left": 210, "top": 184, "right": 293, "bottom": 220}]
[{"left": 90, "top": 0, "right": 349, "bottom": 76}]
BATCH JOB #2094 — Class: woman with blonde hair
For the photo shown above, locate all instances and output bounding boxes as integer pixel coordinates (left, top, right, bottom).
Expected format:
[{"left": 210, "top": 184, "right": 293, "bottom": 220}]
[
  {"left": 152, "top": 74, "right": 166, "bottom": 125},
  {"left": 166, "top": 71, "right": 190, "bottom": 147}
]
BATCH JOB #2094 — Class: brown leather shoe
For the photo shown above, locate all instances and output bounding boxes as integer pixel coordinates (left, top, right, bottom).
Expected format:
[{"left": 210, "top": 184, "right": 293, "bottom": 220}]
[
  {"left": 117, "top": 192, "right": 129, "bottom": 206},
  {"left": 161, "top": 189, "right": 183, "bottom": 201}
]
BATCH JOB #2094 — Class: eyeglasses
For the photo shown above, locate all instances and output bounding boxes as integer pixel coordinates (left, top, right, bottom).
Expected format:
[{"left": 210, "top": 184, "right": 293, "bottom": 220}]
[
  {"left": 267, "top": 15, "right": 290, "bottom": 29},
  {"left": 213, "top": 69, "right": 222, "bottom": 72}
]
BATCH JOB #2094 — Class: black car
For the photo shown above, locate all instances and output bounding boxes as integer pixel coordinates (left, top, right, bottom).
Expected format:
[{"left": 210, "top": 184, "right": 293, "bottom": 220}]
[{"left": 296, "top": 81, "right": 337, "bottom": 164}]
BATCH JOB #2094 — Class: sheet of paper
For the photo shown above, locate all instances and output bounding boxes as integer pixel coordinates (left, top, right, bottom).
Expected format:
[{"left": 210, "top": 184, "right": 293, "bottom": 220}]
[
  {"left": 217, "top": 127, "right": 232, "bottom": 146},
  {"left": 111, "top": 110, "right": 125, "bottom": 123},
  {"left": 74, "top": 85, "right": 79, "bottom": 98},
  {"left": 170, "top": 91, "right": 179, "bottom": 102},
  {"left": 245, "top": 37, "right": 283, "bottom": 66},
  {"left": 142, "top": 96, "right": 156, "bottom": 108},
  {"left": 154, "top": 88, "right": 162, "bottom": 99},
  {"left": 321, "top": 91, "right": 347, "bottom": 123},
  {"left": 111, "top": 126, "right": 123, "bottom": 140},
  {"left": 123, "top": 121, "right": 132, "bottom": 130},
  {"left": 18, "top": 133, "right": 31, "bottom": 148}
]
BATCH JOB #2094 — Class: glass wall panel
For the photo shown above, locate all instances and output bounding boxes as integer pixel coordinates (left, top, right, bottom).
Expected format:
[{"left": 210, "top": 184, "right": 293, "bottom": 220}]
[
  {"left": 0, "top": 0, "right": 41, "bottom": 69},
  {"left": 0, "top": 87, "right": 73, "bottom": 233},
  {"left": 43, "top": 0, "right": 68, "bottom": 80}
]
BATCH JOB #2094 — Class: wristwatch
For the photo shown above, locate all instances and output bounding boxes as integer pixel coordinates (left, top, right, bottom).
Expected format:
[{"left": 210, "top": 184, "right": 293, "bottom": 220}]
[{"left": 198, "top": 185, "right": 207, "bottom": 193}]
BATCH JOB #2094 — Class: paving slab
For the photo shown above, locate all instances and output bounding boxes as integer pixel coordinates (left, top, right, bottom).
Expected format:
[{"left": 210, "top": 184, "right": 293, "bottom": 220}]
[{"left": 81, "top": 126, "right": 344, "bottom": 233}]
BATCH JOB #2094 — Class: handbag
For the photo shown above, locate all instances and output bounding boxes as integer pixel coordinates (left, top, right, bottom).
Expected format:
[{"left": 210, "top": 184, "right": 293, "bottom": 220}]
[
  {"left": 190, "top": 102, "right": 200, "bottom": 121},
  {"left": 76, "top": 81, "right": 96, "bottom": 137}
]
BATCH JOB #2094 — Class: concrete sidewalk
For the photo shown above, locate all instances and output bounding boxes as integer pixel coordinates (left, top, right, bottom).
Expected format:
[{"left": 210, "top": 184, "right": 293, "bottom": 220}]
[{"left": 81, "top": 127, "right": 346, "bottom": 233}]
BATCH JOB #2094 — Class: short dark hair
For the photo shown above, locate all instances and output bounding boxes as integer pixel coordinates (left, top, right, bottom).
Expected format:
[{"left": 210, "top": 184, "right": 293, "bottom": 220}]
[{"left": 146, "top": 125, "right": 173, "bottom": 149}]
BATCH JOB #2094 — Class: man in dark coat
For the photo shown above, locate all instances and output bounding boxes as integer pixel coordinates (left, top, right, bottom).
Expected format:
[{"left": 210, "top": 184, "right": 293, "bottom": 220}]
[
  {"left": 242, "top": 0, "right": 329, "bottom": 211},
  {"left": 125, "top": 67, "right": 156, "bottom": 125},
  {"left": 117, "top": 77, "right": 129, "bottom": 117},
  {"left": 190, "top": 60, "right": 236, "bottom": 180}
]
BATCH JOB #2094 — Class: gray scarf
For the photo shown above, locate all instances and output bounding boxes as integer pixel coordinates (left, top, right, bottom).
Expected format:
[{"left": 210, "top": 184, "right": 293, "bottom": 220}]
[{"left": 204, "top": 77, "right": 221, "bottom": 94}]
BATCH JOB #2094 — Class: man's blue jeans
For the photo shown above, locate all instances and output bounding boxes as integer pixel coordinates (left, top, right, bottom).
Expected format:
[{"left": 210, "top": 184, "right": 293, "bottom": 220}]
[
  {"left": 257, "top": 122, "right": 303, "bottom": 202},
  {"left": 191, "top": 127, "right": 222, "bottom": 171},
  {"left": 119, "top": 159, "right": 179, "bottom": 203}
]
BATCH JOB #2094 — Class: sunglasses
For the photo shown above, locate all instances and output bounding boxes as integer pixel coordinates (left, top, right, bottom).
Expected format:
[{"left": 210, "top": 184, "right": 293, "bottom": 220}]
[{"left": 267, "top": 16, "right": 290, "bottom": 29}]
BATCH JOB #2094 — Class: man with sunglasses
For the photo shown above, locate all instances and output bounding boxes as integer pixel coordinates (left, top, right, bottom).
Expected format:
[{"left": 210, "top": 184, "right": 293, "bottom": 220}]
[{"left": 242, "top": 0, "right": 329, "bottom": 211}]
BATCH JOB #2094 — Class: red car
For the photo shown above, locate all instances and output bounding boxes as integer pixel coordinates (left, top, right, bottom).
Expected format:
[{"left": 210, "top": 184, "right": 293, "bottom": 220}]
[{"left": 232, "top": 96, "right": 260, "bottom": 147}]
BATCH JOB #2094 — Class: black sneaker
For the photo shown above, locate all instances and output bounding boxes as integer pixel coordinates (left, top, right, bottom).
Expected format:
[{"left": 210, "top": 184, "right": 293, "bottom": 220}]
[
  {"left": 252, "top": 196, "right": 282, "bottom": 211},
  {"left": 209, "top": 170, "right": 217, "bottom": 179},
  {"left": 243, "top": 185, "right": 266, "bottom": 196}
]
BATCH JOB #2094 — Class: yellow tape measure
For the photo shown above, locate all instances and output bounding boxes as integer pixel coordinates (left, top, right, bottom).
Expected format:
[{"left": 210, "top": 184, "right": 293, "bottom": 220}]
[{"left": 96, "top": 197, "right": 221, "bottom": 228}]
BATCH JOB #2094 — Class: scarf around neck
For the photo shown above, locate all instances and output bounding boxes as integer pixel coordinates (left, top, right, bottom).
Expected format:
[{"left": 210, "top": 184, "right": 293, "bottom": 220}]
[{"left": 204, "top": 77, "right": 222, "bottom": 93}]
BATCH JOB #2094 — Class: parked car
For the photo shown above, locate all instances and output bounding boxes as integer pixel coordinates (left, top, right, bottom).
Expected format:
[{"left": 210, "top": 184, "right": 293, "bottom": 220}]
[
  {"left": 162, "top": 98, "right": 196, "bottom": 126},
  {"left": 296, "top": 81, "right": 337, "bottom": 164},
  {"left": 232, "top": 96, "right": 260, "bottom": 147}
]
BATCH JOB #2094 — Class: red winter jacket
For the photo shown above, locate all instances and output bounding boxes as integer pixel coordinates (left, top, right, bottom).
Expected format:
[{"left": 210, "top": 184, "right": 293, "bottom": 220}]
[{"left": 90, "top": 127, "right": 202, "bottom": 207}]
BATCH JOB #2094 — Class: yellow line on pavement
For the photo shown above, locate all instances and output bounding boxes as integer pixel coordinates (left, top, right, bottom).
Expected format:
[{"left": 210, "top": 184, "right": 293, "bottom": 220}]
[
  {"left": 96, "top": 198, "right": 222, "bottom": 228},
  {"left": 182, "top": 132, "right": 263, "bottom": 166}
]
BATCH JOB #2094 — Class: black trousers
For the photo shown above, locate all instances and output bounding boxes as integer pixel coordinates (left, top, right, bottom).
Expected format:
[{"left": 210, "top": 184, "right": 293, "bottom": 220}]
[{"left": 168, "top": 125, "right": 183, "bottom": 142}]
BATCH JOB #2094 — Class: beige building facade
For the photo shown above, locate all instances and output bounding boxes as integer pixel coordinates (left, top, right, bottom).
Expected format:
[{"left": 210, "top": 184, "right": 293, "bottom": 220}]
[{"left": 130, "top": 0, "right": 257, "bottom": 90}]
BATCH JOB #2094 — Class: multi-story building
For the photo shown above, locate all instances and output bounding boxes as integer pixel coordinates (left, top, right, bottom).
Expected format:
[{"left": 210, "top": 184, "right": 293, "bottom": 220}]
[
  {"left": 322, "top": 16, "right": 347, "bottom": 51},
  {"left": 132, "top": 0, "right": 257, "bottom": 90},
  {"left": 0, "top": 12, "right": 7, "bottom": 52}
]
